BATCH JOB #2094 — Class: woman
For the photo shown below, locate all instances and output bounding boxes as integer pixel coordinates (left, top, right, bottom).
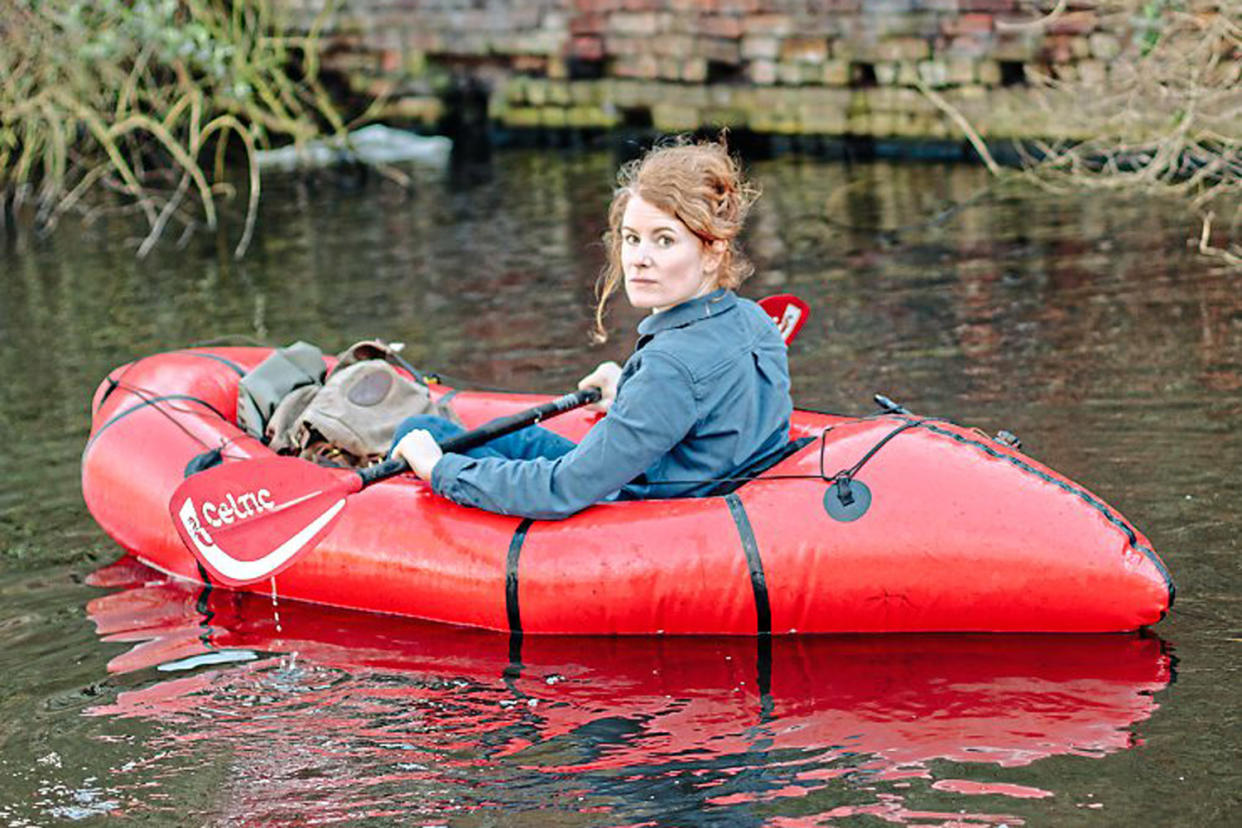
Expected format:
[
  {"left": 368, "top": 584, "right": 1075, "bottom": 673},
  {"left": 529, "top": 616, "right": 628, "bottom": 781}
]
[{"left": 392, "top": 139, "right": 792, "bottom": 519}]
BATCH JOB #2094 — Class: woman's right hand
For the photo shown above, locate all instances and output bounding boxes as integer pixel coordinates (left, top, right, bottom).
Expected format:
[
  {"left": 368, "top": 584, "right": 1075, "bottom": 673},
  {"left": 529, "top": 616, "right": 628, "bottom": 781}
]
[
  {"left": 393, "top": 428, "right": 444, "bottom": 481},
  {"left": 578, "top": 361, "right": 622, "bottom": 413}
]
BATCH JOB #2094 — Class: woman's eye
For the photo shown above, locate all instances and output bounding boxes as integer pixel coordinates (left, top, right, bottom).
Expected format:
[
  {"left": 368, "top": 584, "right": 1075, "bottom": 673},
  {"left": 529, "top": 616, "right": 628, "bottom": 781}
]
[
  {"left": 623, "top": 233, "right": 639, "bottom": 245},
  {"left": 656, "top": 235, "right": 674, "bottom": 247}
]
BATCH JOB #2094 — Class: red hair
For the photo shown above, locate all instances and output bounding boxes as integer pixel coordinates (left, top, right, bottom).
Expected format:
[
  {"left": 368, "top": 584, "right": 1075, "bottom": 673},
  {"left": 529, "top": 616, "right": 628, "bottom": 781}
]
[{"left": 594, "top": 137, "right": 760, "bottom": 342}]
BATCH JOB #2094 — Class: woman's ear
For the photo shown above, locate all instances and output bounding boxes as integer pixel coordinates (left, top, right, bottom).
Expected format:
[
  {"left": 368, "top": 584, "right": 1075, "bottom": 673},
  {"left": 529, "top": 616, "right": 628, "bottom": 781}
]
[{"left": 704, "top": 239, "right": 726, "bottom": 276}]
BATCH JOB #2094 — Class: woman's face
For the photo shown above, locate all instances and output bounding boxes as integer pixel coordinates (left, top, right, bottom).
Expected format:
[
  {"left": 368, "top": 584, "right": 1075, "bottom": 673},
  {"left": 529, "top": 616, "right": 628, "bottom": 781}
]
[{"left": 620, "top": 195, "right": 723, "bottom": 313}]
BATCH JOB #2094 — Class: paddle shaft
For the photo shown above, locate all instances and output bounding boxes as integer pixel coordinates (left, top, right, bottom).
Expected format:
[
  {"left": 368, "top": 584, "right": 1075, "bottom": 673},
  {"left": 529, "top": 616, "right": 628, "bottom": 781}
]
[{"left": 359, "top": 386, "right": 601, "bottom": 486}]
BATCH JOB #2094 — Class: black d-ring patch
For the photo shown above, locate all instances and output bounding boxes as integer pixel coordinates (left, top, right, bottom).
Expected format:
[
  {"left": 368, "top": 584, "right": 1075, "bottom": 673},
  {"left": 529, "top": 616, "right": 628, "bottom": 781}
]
[{"left": 824, "top": 479, "right": 872, "bottom": 521}]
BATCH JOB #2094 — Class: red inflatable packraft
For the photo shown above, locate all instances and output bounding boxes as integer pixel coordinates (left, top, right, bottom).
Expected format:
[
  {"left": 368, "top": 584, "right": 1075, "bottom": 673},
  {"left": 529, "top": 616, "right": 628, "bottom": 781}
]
[{"left": 82, "top": 348, "right": 1173, "bottom": 634}]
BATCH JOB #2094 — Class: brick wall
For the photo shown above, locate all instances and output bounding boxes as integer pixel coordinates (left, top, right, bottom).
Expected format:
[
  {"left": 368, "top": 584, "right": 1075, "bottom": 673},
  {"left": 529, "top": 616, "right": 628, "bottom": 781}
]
[{"left": 276, "top": 1, "right": 1123, "bottom": 141}]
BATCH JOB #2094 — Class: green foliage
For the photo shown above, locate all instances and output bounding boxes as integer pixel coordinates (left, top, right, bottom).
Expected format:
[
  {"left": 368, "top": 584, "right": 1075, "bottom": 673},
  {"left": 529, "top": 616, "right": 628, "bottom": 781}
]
[
  {"left": 0, "top": 0, "right": 354, "bottom": 257},
  {"left": 1015, "top": 2, "right": 1242, "bottom": 268}
]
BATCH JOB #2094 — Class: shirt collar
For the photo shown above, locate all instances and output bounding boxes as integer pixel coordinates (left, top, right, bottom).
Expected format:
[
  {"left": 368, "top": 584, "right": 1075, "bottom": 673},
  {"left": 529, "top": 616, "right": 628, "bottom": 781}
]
[{"left": 636, "top": 288, "right": 737, "bottom": 338}]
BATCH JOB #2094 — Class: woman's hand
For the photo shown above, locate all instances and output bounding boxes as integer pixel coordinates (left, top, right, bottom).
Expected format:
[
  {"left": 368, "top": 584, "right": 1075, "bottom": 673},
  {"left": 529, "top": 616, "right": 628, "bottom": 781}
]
[
  {"left": 578, "top": 361, "right": 622, "bottom": 412},
  {"left": 393, "top": 429, "right": 444, "bottom": 481}
]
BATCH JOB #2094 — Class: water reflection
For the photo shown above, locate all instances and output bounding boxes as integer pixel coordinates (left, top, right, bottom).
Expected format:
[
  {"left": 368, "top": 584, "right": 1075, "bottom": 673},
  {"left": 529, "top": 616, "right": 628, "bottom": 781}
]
[{"left": 85, "top": 556, "right": 1170, "bottom": 825}]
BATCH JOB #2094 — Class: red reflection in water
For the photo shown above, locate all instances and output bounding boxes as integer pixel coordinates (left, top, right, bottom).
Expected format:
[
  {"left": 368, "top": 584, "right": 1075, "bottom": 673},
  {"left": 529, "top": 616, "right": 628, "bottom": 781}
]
[{"left": 84, "top": 556, "right": 1170, "bottom": 825}]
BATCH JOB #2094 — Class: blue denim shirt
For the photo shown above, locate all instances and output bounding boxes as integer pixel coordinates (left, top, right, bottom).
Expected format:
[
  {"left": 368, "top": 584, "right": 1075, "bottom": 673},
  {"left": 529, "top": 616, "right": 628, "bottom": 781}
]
[{"left": 432, "top": 289, "right": 793, "bottom": 519}]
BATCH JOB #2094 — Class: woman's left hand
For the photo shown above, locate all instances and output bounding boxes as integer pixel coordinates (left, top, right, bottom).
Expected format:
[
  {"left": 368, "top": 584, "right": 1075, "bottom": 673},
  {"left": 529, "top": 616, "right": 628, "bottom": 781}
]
[{"left": 393, "top": 428, "right": 443, "bottom": 481}]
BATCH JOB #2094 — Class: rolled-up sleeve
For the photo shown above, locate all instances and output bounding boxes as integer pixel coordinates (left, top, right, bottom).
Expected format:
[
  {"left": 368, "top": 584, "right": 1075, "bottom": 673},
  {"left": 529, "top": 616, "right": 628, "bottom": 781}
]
[{"left": 430, "top": 352, "right": 697, "bottom": 520}]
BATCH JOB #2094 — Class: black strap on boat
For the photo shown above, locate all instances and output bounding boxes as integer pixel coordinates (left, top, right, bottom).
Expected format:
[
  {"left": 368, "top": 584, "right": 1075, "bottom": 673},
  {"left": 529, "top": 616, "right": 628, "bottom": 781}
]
[
  {"left": 725, "top": 493, "right": 771, "bottom": 636},
  {"left": 506, "top": 518, "right": 535, "bottom": 635}
]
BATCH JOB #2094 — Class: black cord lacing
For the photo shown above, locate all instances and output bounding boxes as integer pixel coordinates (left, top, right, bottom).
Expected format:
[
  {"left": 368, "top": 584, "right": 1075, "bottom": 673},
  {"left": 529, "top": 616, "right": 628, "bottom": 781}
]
[
  {"left": 629, "top": 414, "right": 933, "bottom": 495},
  {"left": 91, "top": 358, "right": 247, "bottom": 459}
]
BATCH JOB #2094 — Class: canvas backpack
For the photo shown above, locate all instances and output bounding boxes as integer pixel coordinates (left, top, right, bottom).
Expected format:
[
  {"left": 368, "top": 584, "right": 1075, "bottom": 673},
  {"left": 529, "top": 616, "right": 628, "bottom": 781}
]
[
  {"left": 236, "top": 341, "right": 326, "bottom": 440},
  {"left": 237, "top": 337, "right": 457, "bottom": 466},
  {"left": 241, "top": 339, "right": 457, "bottom": 468}
]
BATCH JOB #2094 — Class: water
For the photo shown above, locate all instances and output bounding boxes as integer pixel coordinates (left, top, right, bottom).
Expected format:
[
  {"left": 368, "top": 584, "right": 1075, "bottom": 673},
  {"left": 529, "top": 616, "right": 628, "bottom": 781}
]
[{"left": 2, "top": 149, "right": 1240, "bottom": 825}]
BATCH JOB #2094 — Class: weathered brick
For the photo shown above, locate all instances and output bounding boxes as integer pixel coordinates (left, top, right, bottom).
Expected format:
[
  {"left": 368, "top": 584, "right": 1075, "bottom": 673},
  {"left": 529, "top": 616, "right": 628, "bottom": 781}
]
[
  {"left": 780, "top": 37, "right": 829, "bottom": 64},
  {"left": 571, "top": 35, "right": 605, "bottom": 61},
  {"left": 875, "top": 62, "right": 900, "bottom": 85},
  {"left": 507, "top": 31, "right": 563, "bottom": 55},
  {"left": 1042, "top": 35, "right": 1074, "bottom": 63},
  {"left": 744, "top": 14, "right": 794, "bottom": 37},
  {"left": 958, "top": 0, "right": 1019, "bottom": 11},
  {"left": 807, "top": 0, "right": 863, "bottom": 11},
  {"left": 406, "top": 32, "right": 443, "bottom": 53},
  {"left": 667, "top": 84, "right": 710, "bottom": 107},
  {"left": 1052, "top": 62, "right": 1078, "bottom": 83},
  {"left": 874, "top": 37, "right": 931, "bottom": 61},
  {"left": 682, "top": 57, "right": 709, "bottom": 82},
  {"left": 750, "top": 105, "right": 800, "bottom": 135},
  {"left": 945, "top": 34, "right": 990, "bottom": 59},
  {"left": 570, "top": 81, "right": 601, "bottom": 105},
  {"left": 699, "top": 37, "right": 742, "bottom": 64},
  {"left": 945, "top": 56, "right": 976, "bottom": 84},
  {"left": 798, "top": 89, "right": 851, "bottom": 133},
  {"left": 652, "top": 102, "right": 702, "bottom": 131},
  {"left": 897, "top": 61, "right": 921, "bottom": 85},
  {"left": 603, "top": 35, "right": 637, "bottom": 55},
  {"left": 570, "top": 14, "right": 607, "bottom": 36},
  {"left": 701, "top": 107, "right": 750, "bottom": 128},
  {"left": 748, "top": 59, "right": 779, "bottom": 85},
  {"left": 976, "top": 59, "right": 1002, "bottom": 86},
  {"left": 547, "top": 82, "right": 573, "bottom": 106},
  {"left": 383, "top": 96, "right": 443, "bottom": 125},
  {"left": 718, "top": 0, "right": 762, "bottom": 12},
  {"left": 613, "top": 53, "right": 660, "bottom": 79},
  {"left": 651, "top": 33, "right": 695, "bottom": 57},
  {"left": 525, "top": 79, "right": 549, "bottom": 106},
  {"left": 869, "top": 111, "right": 900, "bottom": 136},
  {"left": 741, "top": 35, "right": 780, "bottom": 60},
  {"left": 822, "top": 59, "right": 851, "bottom": 85},
  {"left": 1088, "top": 32, "right": 1121, "bottom": 61},
  {"left": 1046, "top": 11, "right": 1098, "bottom": 37},
  {"left": 991, "top": 34, "right": 1038, "bottom": 62},
  {"left": 511, "top": 55, "right": 549, "bottom": 75},
  {"left": 941, "top": 13, "right": 994, "bottom": 37},
  {"left": 566, "top": 105, "right": 618, "bottom": 128},
  {"left": 917, "top": 59, "right": 949, "bottom": 87},
  {"left": 540, "top": 107, "right": 568, "bottom": 128},
  {"left": 1077, "top": 59, "right": 1107, "bottom": 86},
  {"left": 503, "top": 106, "right": 542, "bottom": 127},
  {"left": 700, "top": 14, "right": 744, "bottom": 39},
  {"left": 610, "top": 12, "right": 661, "bottom": 37}
]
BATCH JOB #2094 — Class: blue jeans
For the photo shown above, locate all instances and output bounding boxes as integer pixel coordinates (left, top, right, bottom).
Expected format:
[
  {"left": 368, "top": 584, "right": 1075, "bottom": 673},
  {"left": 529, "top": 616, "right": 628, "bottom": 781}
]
[{"left": 390, "top": 415, "right": 576, "bottom": 462}]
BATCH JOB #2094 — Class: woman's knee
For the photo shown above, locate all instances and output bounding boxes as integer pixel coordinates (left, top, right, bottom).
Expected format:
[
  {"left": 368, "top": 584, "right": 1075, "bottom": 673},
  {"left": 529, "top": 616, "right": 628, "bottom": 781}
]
[{"left": 391, "top": 414, "right": 461, "bottom": 448}]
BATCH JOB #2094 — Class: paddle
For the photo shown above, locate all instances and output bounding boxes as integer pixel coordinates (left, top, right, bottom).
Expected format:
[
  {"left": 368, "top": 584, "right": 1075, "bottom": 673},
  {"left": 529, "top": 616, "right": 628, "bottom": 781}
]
[
  {"left": 171, "top": 387, "right": 600, "bottom": 586},
  {"left": 757, "top": 293, "right": 810, "bottom": 345}
]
